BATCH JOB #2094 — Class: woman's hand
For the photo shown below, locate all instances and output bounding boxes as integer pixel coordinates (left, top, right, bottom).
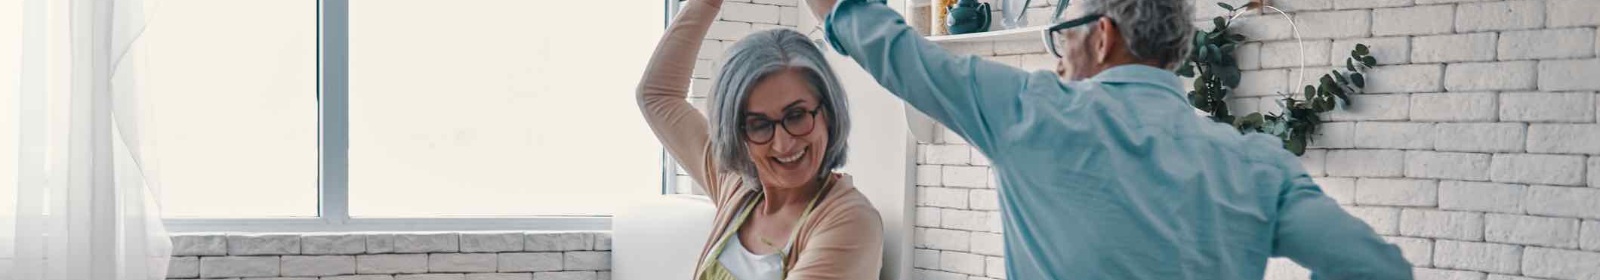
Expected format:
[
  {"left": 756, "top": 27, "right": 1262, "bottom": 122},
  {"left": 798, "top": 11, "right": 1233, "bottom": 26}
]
[{"left": 803, "top": 0, "right": 837, "bottom": 20}]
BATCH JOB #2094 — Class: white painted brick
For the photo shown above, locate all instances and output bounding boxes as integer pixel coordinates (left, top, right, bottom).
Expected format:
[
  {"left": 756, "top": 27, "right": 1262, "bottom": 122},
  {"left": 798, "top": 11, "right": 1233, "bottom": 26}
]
[
  {"left": 1234, "top": 13, "right": 1296, "bottom": 41},
  {"left": 430, "top": 253, "right": 497, "bottom": 273},
  {"left": 926, "top": 144, "right": 971, "bottom": 165},
  {"left": 1485, "top": 274, "right": 1541, "bottom": 280},
  {"left": 1434, "top": 123, "right": 1525, "bottom": 153},
  {"left": 916, "top": 207, "right": 941, "bottom": 227},
  {"left": 938, "top": 127, "right": 968, "bottom": 145},
  {"left": 564, "top": 251, "right": 609, "bottom": 271},
  {"left": 1503, "top": 92, "right": 1597, "bottom": 123},
  {"left": 1274, "top": 0, "right": 1334, "bottom": 11},
  {"left": 1486, "top": 213, "right": 1581, "bottom": 248},
  {"left": 525, "top": 232, "right": 593, "bottom": 252},
  {"left": 1349, "top": 206, "right": 1402, "bottom": 235},
  {"left": 920, "top": 187, "right": 968, "bottom": 208},
  {"left": 706, "top": 21, "right": 753, "bottom": 41},
  {"left": 1325, "top": 149, "right": 1404, "bottom": 177},
  {"left": 1539, "top": 59, "right": 1600, "bottom": 91},
  {"left": 969, "top": 189, "right": 998, "bottom": 211},
  {"left": 168, "top": 256, "right": 199, "bottom": 278},
  {"left": 1592, "top": 157, "right": 1600, "bottom": 188},
  {"left": 593, "top": 233, "right": 610, "bottom": 251},
  {"left": 460, "top": 232, "right": 522, "bottom": 253},
  {"left": 1018, "top": 54, "right": 1057, "bottom": 72},
  {"left": 1332, "top": 37, "right": 1410, "bottom": 66},
  {"left": 282, "top": 255, "right": 355, "bottom": 277},
  {"left": 778, "top": 7, "right": 798, "bottom": 27},
  {"left": 1410, "top": 92, "right": 1497, "bottom": 122},
  {"left": 302, "top": 233, "right": 365, "bottom": 255},
  {"left": 498, "top": 252, "right": 562, "bottom": 272},
  {"left": 1414, "top": 268, "right": 1488, "bottom": 280},
  {"left": 918, "top": 165, "right": 941, "bottom": 186},
  {"left": 397, "top": 274, "right": 465, "bottom": 280},
  {"left": 357, "top": 254, "right": 428, "bottom": 274},
  {"left": 915, "top": 269, "right": 967, "bottom": 280},
  {"left": 1337, "top": 0, "right": 1414, "bottom": 9},
  {"left": 1386, "top": 236, "right": 1434, "bottom": 267},
  {"left": 1235, "top": 69, "right": 1288, "bottom": 97},
  {"left": 1365, "top": 64, "right": 1444, "bottom": 94},
  {"left": 1297, "top": 10, "right": 1371, "bottom": 39},
  {"left": 1400, "top": 209, "right": 1484, "bottom": 241},
  {"left": 971, "top": 231, "right": 1004, "bottom": 256},
  {"left": 1330, "top": 94, "right": 1410, "bottom": 121},
  {"left": 1310, "top": 122, "right": 1356, "bottom": 148},
  {"left": 919, "top": 228, "right": 970, "bottom": 251},
  {"left": 1355, "top": 178, "right": 1439, "bottom": 206},
  {"left": 1524, "top": 185, "right": 1600, "bottom": 219},
  {"left": 751, "top": 0, "right": 797, "bottom": 6},
  {"left": 720, "top": 2, "right": 780, "bottom": 24},
  {"left": 1583, "top": 220, "right": 1600, "bottom": 251},
  {"left": 1548, "top": 0, "right": 1600, "bottom": 27},
  {"left": 1446, "top": 61, "right": 1537, "bottom": 92},
  {"left": 1529, "top": 124, "right": 1600, "bottom": 155},
  {"left": 1262, "top": 40, "right": 1331, "bottom": 69},
  {"left": 326, "top": 275, "right": 396, "bottom": 280},
  {"left": 1492, "top": 154, "right": 1586, "bottom": 186},
  {"left": 689, "top": 78, "right": 711, "bottom": 98},
  {"left": 228, "top": 234, "right": 300, "bottom": 256},
  {"left": 1439, "top": 181, "right": 1525, "bottom": 213},
  {"left": 913, "top": 249, "right": 939, "bottom": 269},
  {"left": 942, "top": 209, "right": 990, "bottom": 232},
  {"left": 1263, "top": 258, "right": 1311, "bottom": 280},
  {"left": 940, "top": 251, "right": 985, "bottom": 275},
  {"left": 1301, "top": 150, "right": 1326, "bottom": 177},
  {"left": 1500, "top": 28, "right": 1596, "bottom": 60},
  {"left": 692, "top": 59, "right": 714, "bottom": 79},
  {"left": 986, "top": 256, "right": 1005, "bottom": 279},
  {"left": 173, "top": 234, "right": 228, "bottom": 256},
  {"left": 1417, "top": 0, "right": 1492, "bottom": 4},
  {"left": 695, "top": 40, "right": 724, "bottom": 61},
  {"left": 943, "top": 42, "right": 994, "bottom": 56},
  {"left": 1258, "top": 96, "right": 1286, "bottom": 116},
  {"left": 943, "top": 166, "right": 989, "bottom": 188},
  {"left": 970, "top": 148, "right": 990, "bottom": 166},
  {"left": 1237, "top": 43, "right": 1262, "bottom": 70},
  {"left": 1411, "top": 33, "right": 1496, "bottom": 63},
  {"left": 1434, "top": 240, "right": 1521, "bottom": 274},
  {"left": 1456, "top": 0, "right": 1546, "bottom": 32},
  {"left": 201, "top": 256, "right": 280, "bottom": 278},
  {"left": 532, "top": 271, "right": 596, "bottom": 280},
  {"left": 1230, "top": 97, "right": 1261, "bottom": 116},
  {"left": 1406, "top": 151, "right": 1491, "bottom": 181},
  {"left": 1521, "top": 247, "right": 1600, "bottom": 280},
  {"left": 995, "top": 40, "right": 1046, "bottom": 56},
  {"left": 365, "top": 233, "right": 396, "bottom": 254},
  {"left": 1314, "top": 177, "right": 1356, "bottom": 204},
  {"left": 1355, "top": 122, "right": 1434, "bottom": 149},
  {"left": 1374, "top": 5, "right": 1457, "bottom": 36},
  {"left": 395, "top": 233, "right": 459, "bottom": 253}
]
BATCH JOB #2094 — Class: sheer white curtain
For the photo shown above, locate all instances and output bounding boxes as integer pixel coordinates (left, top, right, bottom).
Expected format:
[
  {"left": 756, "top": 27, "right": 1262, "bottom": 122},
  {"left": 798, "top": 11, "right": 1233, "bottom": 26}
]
[{"left": 4, "top": 0, "right": 172, "bottom": 279}]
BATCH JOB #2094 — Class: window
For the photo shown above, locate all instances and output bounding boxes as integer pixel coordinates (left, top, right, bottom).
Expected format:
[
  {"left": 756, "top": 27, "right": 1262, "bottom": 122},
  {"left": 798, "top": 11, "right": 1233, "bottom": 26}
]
[{"left": 151, "top": 0, "right": 672, "bottom": 231}]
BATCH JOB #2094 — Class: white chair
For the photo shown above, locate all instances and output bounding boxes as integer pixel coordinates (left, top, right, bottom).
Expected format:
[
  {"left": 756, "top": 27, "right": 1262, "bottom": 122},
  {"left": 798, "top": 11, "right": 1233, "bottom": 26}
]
[{"left": 611, "top": 194, "right": 717, "bottom": 280}]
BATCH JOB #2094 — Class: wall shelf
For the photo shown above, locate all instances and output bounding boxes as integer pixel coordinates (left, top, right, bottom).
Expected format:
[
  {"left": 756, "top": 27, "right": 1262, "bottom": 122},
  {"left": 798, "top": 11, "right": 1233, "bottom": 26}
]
[{"left": 927, "top": 25, "right": 1046, "bottom": 43}]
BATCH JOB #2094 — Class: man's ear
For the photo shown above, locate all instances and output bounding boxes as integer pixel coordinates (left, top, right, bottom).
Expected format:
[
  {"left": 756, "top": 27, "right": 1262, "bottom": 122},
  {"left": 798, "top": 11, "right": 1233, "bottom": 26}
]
[{"left": 1094, "top": 17, "right": 1117, "bottom": 64}]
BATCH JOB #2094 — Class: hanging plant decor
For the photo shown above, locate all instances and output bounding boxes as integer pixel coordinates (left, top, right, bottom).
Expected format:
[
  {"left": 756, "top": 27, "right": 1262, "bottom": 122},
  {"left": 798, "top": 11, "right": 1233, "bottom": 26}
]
[{"left": 1176, "top": 2, "right": 1379, "bottom": 155}]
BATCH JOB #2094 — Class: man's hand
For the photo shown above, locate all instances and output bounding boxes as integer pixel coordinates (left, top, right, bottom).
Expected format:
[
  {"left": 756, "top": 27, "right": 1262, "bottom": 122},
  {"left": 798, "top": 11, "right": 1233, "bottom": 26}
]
[{"left": 803, "top": 0, "right": 838, "bottom": 20}]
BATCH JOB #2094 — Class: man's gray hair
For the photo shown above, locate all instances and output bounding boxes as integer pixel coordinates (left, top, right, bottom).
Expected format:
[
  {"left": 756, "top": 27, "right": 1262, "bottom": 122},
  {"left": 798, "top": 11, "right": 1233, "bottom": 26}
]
[
  {"left": 1068, "top": 0, "right": 1195, "bottom": 68},
  {"left": 707, "top": 28, "right": 851, "bottom": 191}
]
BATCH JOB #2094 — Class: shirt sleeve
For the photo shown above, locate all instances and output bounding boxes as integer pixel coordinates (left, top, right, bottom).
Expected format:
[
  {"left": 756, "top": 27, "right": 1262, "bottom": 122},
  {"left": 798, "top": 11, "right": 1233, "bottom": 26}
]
[
  {"left": 1270, "top": 163, "right": 1414, "bottom": 280},
  {"left": 822, "top": 0, "right": 1043, "bottom": 151},
  {"left": 636, "top": 0, "right": 728, "bottom": 204}
]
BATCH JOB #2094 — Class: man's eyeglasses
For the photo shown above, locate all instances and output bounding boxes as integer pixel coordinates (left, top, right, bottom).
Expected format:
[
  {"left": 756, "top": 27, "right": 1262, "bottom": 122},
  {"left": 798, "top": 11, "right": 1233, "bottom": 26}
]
[
  {"left": 742, "top": 107, "right": 823, "bottom": 144},
  {"left": 1041, "top": 13, "right": 1104, "bottom": 58}
]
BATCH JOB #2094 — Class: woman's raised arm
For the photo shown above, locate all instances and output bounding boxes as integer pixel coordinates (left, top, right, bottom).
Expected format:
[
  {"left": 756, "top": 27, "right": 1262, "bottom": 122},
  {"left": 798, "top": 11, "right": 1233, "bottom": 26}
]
[{"left": 636, "top": 0, "right": 727, "bottom": 201}]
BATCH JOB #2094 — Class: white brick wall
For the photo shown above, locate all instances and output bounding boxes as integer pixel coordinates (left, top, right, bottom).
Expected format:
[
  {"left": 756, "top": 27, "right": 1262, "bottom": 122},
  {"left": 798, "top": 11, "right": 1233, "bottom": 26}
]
[
  {"left": 166, "top": 232, "right": 609, "bottom": 280},
  {"left": 895, "top": 0, "right": 1600, "bottom": 279}
]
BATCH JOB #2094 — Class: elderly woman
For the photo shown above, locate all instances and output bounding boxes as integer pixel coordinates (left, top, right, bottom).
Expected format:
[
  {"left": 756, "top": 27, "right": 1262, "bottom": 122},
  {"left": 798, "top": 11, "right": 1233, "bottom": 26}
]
[{"left": 635, "top": 0, "right": 883, "bottom": 279}]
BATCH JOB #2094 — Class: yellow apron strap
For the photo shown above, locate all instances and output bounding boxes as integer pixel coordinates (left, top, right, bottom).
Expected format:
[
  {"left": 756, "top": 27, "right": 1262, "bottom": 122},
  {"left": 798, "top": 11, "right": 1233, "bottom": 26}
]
[{"left": 778, "top": 175, "right": 834, "bottom": 278}]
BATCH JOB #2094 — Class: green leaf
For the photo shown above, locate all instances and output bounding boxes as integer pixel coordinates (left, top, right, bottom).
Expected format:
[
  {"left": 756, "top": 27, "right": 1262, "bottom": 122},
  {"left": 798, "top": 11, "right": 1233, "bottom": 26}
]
[
  {"left": 1303, "top": 85, "right": 1316, "bottom": 101},
  {"left": 1177, "top": 63, "right": 1195, "bottom": 77},
  {"left": 1218, "top": 2, "right": 1235, "bottom": 11},
  {"left": 1351, "top": 73, "right": 1365, "bottom": 88},
  {"left": 1286, "top": 134, "right": 1307, "bottom": 156},
  {"left": 1361, "top": 56, "right": 1378, "bottom": 67},
  {"left": 1355, "top": 44, "right": 1370, "bottom": 56},
  {"left": 1213, "top": 17, "right": 1226, "bottom": 30},
  {"left": 1346, "top": 57, "right": 1356, "bottom": 72},
  {"left": 1331, "top": 70, "right": 1349, "bottom": 84}
]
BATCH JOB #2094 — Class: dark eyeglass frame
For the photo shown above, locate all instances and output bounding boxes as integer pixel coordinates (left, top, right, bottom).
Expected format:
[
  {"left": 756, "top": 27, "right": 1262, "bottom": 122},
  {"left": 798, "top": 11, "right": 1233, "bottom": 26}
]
[
  {"left": 1041, "top": 13, "right": 1105, "bottom": 58},
  {"left": 741, "top": 107, "right": 824, "bottom": 144}
]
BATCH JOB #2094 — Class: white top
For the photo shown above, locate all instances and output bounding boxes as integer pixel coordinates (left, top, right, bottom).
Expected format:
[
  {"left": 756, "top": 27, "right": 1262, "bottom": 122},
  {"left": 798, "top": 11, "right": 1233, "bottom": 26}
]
[{"left": 717, "top": 234, "right": 786, "bottom": 280}]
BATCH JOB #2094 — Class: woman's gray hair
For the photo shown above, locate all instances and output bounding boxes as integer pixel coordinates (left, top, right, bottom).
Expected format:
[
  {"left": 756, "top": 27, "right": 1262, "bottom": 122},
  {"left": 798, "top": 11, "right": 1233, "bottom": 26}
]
[
  {"left": 706, "top": 28, "right": 851, "bottom": 191},
  {"left": 1073, "top": 0, "right": 1195, "bottom": 69}
]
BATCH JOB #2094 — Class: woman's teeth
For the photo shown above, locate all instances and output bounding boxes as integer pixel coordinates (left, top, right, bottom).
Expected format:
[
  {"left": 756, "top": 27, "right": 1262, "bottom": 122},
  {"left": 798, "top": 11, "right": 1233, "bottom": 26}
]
[{"left": 776, "top": 150, "right": 805, "bottom": 163}]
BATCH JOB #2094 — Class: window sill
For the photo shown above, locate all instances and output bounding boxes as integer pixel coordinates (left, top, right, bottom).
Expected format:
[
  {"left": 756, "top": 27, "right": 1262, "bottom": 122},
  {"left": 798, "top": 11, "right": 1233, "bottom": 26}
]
[{"left": 163, "top": 216, "right": 610, "bottom": 233}]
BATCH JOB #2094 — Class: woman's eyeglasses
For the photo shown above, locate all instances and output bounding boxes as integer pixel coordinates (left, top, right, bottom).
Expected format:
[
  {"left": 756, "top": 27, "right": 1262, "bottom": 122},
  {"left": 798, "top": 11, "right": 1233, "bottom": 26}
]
[
  {"left": 1041, "top": 13, "right": 1104, "bottom": 58},
  {"left": 742, "top": 107, "right": 823, "bottom": 144}
]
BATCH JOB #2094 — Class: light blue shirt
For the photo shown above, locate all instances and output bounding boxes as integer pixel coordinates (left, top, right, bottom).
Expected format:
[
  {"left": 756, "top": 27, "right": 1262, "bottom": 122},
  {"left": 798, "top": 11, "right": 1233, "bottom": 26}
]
[{"left": 823, "top": 1, "right": 1413, "bottom": 279}]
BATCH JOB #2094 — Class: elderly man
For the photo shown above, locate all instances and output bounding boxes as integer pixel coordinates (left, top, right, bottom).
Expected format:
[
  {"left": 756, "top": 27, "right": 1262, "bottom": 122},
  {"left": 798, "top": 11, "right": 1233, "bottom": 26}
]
[{"left": 802, "top": 0, "right": 1413, "bottom": 279}]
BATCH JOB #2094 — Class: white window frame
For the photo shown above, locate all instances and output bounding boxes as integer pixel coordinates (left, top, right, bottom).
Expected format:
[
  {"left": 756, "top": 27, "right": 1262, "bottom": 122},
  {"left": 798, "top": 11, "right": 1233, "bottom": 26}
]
[{"left": 163, "top": 0, "right": 680, "bottom": 233}]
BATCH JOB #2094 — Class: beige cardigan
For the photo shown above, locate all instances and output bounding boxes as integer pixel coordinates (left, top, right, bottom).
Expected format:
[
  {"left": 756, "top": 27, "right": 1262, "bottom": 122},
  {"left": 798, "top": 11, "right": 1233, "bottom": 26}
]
[{"left": 634, "top": 1, "right": 884, "bottom": 279}]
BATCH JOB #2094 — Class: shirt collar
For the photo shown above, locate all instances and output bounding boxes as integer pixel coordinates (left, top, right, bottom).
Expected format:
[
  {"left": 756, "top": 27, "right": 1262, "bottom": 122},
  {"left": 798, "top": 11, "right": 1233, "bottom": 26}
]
[{"left": 1089, "top": 64, "right": 1187, "bottom": 99}]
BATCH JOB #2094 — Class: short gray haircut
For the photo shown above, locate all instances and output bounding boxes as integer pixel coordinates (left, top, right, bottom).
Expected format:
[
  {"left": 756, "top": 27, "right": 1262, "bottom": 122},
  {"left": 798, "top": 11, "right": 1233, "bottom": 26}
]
[
  {"left": 706, "top": 28, "right": 851, "bottom": 191},
  {"left": 1065, "top": 0, "right": 1195, "bottom": 68}
]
